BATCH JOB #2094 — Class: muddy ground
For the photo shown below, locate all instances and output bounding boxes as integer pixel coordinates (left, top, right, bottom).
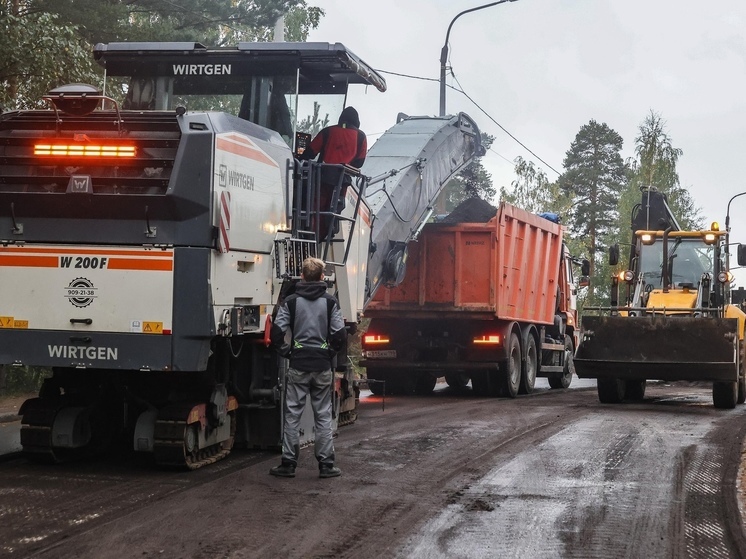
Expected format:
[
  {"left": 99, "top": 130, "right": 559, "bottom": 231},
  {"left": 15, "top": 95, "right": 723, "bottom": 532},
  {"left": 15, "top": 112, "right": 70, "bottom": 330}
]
[{"left": 2, "top": 380, "right": 746, "bottom": 558}]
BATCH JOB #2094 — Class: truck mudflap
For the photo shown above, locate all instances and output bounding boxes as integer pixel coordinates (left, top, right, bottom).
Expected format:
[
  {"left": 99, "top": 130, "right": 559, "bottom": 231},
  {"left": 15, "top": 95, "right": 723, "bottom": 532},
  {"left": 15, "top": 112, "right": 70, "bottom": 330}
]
[{"left": 574, "top": 315, "right": 739, "bottom": 382}]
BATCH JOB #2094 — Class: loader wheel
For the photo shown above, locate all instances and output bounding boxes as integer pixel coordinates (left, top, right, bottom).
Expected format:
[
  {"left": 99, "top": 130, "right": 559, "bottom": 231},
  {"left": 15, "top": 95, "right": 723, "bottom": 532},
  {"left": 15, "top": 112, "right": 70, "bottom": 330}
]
[
  {"left": 549, "top": 335, "right": 574, "bottom": 389},
  {"left": 519, "top": 334, "right": 537, "bottom": 395},
  {"left": 738, "top": 375, "right": 746, "bottom": 405},
  {"left": 414, "top": 374, "right": 437, "bottom": 395},
  {"left": 597, "top": 378, "right": 625, "bottom": 404},
  {"left": 713, "top": 381, "right": 737, "bottom": 409},
  {"left": 500, "top": 333, "right": 521, "bottom": 398},
  {"left": 625, "top": 380, "right": 646, "bottom": 401}
]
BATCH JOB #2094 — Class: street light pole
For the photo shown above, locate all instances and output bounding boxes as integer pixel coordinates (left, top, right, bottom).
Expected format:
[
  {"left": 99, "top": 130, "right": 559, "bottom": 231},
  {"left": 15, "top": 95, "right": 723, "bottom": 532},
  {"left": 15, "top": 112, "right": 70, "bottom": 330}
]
[
  {"left": 725, "top": 191, "right": 746, "bottom": 274},
  {"left": 439, "top": 0, "right": 519, "bottom": 116}
]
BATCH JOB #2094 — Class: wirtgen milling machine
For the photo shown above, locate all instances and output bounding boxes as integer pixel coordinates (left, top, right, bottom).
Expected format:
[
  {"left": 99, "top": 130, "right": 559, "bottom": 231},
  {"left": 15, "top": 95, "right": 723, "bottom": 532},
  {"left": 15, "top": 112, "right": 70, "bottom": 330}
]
[
  {"left": 0, "top": 42, "right": 482, "bottom": 468},
  {"left": 575, "top": 188, "right": 746, "bottom": 409}
]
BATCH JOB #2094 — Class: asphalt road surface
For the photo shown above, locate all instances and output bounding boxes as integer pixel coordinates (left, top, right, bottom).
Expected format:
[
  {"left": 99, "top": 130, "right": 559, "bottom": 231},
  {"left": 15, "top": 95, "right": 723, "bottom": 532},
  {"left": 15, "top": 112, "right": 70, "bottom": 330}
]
[{"left": 1, "top": 378, "right": 746, "bottom": 558}]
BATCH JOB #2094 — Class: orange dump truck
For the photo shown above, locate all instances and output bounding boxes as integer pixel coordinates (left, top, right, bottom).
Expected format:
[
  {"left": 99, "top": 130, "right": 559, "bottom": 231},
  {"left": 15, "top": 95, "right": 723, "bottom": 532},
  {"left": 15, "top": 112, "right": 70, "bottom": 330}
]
[{"left": 360, "top": 201, "right": 585, "bottom": 397}]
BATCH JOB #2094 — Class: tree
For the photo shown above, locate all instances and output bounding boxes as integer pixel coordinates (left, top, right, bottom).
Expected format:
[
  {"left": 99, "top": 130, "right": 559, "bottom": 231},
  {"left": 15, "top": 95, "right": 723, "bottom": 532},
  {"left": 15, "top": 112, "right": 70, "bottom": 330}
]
[
  {"left": 499, "top": 156, "right": 566, "bottom": 214},
  {"left": 0, "top": 9, "right": 97, "bottom": 109},
  {"left": 558, "top": 120, "right": 629, "bottom": 301},
  {"left": 440, "top": 133, "right": 496, "bottom": 212},
  {"left": 25, "top": 0, "right": 307, "bottom": 45},
  {"left": 0, "top": 1, "right": 323, "bottom": 109},
  {"left": 625, "top": 110, "right": 702, "bottom": 230}
]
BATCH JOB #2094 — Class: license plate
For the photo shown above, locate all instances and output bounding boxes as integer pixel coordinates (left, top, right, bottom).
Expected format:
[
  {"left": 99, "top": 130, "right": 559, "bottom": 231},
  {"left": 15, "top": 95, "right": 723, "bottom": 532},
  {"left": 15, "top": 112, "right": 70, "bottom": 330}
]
[{"left": 366, "top": 350, "right": 397, "bottom": 359}]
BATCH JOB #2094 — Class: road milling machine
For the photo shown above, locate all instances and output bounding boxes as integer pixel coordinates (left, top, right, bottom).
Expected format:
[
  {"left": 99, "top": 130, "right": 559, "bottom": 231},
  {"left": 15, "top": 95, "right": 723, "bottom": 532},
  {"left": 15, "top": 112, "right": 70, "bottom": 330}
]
[
  {"left": 0, "top": 42, "right": 482, "bottom": 468},
  {"left": 574, "top": 188, "right": 746, "bottom": 409}
]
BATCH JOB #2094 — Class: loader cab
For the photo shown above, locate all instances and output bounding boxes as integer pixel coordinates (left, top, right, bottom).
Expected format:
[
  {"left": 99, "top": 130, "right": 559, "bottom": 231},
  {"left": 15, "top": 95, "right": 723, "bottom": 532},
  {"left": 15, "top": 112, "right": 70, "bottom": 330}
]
[
  {"left": 630, "top": 230, "right": 726, "bottom": 309},
  {"left": 637, "top": 236, "right": 713, "bottom": 288},
  {"left": 94, "top": 42, "right": 386, "bottom": 153}
]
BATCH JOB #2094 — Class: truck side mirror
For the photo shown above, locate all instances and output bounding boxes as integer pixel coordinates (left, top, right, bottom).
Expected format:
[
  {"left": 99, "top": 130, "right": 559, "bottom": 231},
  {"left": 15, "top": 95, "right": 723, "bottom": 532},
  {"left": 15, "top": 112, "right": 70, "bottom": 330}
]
[
  {"left": 609, "top": 244, "right": 619, "bottom": 266},
  {"left": 581, "top": 259, "right": 590, "bottom": 277},
  {"left": 738, "top": 244, "right": 746, "bottom": 267}
]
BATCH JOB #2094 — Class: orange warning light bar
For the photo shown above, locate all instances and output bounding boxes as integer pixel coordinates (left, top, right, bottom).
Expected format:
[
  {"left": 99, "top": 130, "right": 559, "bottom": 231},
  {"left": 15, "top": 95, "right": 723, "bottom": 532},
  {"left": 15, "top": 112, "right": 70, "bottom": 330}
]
[
  {"left": 363, "top": 334, "right": 390, "bottom": 345},
  {"left": 473, "top": 335, "right": 501, "bottom": 345},
  {"left": 34, "top": 144, "right": 136, "bottom": 157}
]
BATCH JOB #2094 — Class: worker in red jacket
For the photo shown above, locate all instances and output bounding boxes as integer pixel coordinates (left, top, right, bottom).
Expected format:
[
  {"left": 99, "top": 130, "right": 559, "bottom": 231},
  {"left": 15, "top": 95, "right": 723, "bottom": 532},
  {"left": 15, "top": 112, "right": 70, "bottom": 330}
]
[{"left": 300, "top": 106, "right": 367, "bottom": 238}]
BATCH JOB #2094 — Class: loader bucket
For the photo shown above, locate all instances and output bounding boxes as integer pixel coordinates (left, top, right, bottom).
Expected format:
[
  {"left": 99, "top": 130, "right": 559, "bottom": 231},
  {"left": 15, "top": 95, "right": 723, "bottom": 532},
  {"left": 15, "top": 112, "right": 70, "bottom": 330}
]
[{"left": 574, "top": 315, "right": 739, "bottom": 382}]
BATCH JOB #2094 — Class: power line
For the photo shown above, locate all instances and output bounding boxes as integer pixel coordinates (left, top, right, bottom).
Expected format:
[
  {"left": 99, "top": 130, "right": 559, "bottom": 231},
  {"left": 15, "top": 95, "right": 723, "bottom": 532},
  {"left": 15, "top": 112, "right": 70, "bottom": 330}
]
[
  {"left": 376, "top": 67, "right": 561, "bottom": 176},
  {"left": 449, "top": 73, "right": 561, "bottom": 176}
]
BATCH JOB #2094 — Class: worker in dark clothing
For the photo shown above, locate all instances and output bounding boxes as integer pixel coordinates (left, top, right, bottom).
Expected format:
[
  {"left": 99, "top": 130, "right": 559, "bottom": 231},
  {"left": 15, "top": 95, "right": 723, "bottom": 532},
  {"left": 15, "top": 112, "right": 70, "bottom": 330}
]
[
  {"left": 299, "top": 106, "right": 367, "bottom": 238},
  {"left": 269, "top": 257, "right": 347, "bottom": 479}
]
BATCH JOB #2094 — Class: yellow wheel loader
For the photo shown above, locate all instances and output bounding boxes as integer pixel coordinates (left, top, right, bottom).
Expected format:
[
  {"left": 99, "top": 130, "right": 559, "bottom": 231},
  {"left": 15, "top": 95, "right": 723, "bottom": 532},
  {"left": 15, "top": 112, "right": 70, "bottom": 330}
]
[{"left": 574, "top": 188, "right": 746, "bottom": 409}]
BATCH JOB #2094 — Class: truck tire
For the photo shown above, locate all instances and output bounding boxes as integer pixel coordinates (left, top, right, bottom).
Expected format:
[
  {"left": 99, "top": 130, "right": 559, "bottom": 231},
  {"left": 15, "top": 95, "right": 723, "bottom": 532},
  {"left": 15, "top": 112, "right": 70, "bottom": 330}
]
[
  {"left": 713, "top": 381, "right": 737, "bottom": 409},
  {"left": 445, "top": 373, "right": 469, "bottom": 391},
  {"left": 548, "top": 335, "right": 574, "bottom": 389},
  {"left": 625, "top": 379, "right": 646, "bottom": 401},
  {"left": 500, "top": 333, "right": 521, "bottom": 398},
  {"left": 414, "top": 374, "right": 437, "bottom": 395},
  {"left": 597, "top": 378, "right": 625, "bottom": 403},
  {"left": 519, "top": 334, "right": 537, "bottom": 395}
]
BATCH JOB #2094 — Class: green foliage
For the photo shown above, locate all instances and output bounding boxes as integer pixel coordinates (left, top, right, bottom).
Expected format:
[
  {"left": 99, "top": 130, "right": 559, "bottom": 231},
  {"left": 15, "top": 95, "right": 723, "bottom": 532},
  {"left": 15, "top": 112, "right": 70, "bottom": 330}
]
[
  {"left": 1, "top": 1, "right": 323, "bottom": 110},
  {"left": 0, "top": 366, "right": 50, "bottom": 396},
  {"left": 558, "top": 120, "right": 629, "bottom": 302},
  {"left": 499, "top": 156, "right": 572, "bottom": 215},
  {"left": 626, "top": 110, "right": 703, "bottom": 230},
  {"left": 297, "top": 102, "right": 330, "bottom": 135},
  {"left": 26, "top": 0, "right": 303, "bottom": 45},
  {"left": 0, "top": 11, "right": 98, "bottom": 109},
  {"left": 441, "top": 133, "right": 496, "bottom": 211}
]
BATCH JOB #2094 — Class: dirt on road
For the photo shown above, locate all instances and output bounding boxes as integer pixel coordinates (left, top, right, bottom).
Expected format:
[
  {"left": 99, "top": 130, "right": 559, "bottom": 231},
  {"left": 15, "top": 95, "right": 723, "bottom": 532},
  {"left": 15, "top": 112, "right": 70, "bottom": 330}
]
[{"left": 2, "top": 381, "right": 746, "bottom": 558}]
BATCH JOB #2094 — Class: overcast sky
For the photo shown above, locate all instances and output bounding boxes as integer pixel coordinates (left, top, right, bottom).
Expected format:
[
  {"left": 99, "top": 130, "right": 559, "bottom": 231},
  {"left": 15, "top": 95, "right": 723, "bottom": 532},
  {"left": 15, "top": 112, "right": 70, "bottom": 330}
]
[{"left": 307, "top": 0, "right": 746, "bottom": 282}]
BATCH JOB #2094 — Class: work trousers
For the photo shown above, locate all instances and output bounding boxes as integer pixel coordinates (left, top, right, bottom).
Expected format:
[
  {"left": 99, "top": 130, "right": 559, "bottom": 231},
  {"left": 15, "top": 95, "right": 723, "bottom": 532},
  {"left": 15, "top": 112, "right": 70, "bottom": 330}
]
[{"left": 281, "top": 367, "right": 335, "bottom": 467}]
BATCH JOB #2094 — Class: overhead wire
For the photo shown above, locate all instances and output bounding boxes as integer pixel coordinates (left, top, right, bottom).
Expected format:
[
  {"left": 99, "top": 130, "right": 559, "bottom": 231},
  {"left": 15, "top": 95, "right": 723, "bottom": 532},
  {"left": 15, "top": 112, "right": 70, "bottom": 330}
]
[{"left": 375, "top": 67, "right": 561, "bottom": 177}]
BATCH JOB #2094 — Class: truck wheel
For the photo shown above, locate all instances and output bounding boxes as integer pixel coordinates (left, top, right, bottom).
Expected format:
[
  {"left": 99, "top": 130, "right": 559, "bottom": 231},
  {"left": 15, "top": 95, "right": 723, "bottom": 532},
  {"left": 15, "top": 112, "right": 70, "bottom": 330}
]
[
  {"left": 713, "top": 381, "right": 737, "bottom": 409},
  {"left": 500, "top": 333, "right": 521, "bottom": 398},
  {"left": 597, "top": 378, "right": 625, "bottom": 403},
  {"left": 625, "top": 379, "right": 646, "bottom": 401},
  {"left": 445, "top": 373, "right": 469, "bottom": 391},
  {"left": 548, "top": 335, "right": 574, "bottom": 389},
  {"left": 414, "top": 374, "right": 437, "bottom": 395},
  {"left": 519, "top": 334, "right": 537, "bottom": 395}
]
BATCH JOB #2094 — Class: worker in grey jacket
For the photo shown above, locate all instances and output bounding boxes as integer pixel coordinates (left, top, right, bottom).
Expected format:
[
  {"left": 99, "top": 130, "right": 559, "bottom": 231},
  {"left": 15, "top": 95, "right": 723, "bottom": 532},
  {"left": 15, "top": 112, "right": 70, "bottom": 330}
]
[{"left": 269, "top": 257, "right": 347, "bottom": 478}]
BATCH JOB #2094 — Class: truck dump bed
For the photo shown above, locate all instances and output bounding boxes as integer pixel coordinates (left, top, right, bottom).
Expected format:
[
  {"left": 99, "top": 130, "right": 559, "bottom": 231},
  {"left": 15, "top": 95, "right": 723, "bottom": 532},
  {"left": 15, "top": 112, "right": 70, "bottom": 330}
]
[{"left": 366, "top": 201, "right": 563, "bottom": 323}]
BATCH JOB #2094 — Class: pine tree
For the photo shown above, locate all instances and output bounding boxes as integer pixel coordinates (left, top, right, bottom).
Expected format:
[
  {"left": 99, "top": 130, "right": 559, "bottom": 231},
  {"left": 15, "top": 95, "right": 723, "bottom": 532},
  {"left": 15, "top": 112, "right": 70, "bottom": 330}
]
[{"left": 558, "top": 120, "right": 629, "bottom": 301}]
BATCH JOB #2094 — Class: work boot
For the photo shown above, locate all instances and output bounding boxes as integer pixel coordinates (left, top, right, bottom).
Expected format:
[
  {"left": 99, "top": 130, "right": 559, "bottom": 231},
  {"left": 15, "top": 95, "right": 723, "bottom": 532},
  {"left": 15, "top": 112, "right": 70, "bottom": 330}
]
[
  {"left": 319, "top": 464, "right": 341, "bottom": 478},
  {"left": 269, "top": 462, "right": 296, "bottom": 478}
]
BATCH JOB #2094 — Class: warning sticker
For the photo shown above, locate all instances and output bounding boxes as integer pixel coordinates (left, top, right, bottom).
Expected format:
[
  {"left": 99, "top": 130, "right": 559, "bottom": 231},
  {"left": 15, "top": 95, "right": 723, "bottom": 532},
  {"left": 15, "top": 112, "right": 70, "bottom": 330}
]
[
  {"left": 142, "top": 321, "right": 163, "bottom": 334},
  {"left": 0, "top": 317, "right": 28, "bottom": 329}
]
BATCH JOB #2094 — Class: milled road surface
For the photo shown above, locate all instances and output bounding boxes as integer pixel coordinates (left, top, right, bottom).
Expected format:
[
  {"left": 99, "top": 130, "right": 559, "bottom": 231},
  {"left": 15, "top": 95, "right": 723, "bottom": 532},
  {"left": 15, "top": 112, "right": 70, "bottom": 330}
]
[{"left": 2, "top": 380, "right": 746, "bottom": 558}]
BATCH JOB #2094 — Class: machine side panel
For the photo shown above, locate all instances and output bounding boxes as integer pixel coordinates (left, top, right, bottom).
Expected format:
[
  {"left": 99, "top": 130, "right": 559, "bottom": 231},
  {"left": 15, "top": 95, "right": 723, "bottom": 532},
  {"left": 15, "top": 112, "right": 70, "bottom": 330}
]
[
  {"left": 332, "top": 185, "right": 372, "bottom": 320},
  {"left": 172, "top": 247, "right": 213, "bottom": 371},
  {"left": 496, "top": 203, "right": 562, "bottom": 324},
  {"left": 0, "top": 244, "right": 174, "bottom": 332}
]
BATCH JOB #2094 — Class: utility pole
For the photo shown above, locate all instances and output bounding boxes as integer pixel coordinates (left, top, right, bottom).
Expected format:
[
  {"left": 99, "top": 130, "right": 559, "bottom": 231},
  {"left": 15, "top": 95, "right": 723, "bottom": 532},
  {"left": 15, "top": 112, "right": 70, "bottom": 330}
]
[{"left": 439, "top": 0, "right": 519, "bottom": 116}]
